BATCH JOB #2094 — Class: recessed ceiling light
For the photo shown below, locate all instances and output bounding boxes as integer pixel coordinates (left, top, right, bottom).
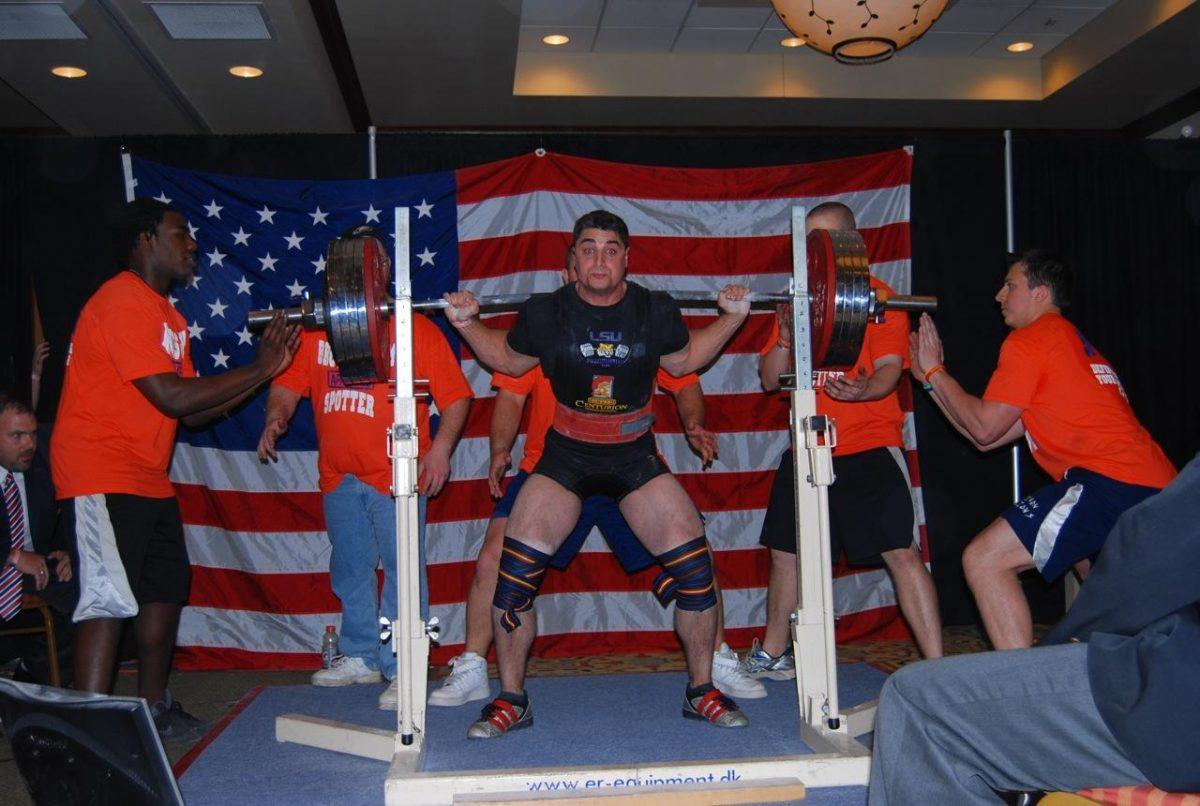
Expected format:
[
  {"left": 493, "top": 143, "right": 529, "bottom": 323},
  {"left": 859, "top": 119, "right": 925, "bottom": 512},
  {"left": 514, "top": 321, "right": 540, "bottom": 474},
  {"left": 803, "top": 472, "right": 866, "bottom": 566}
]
[
  {"left": 542, "top": 34, "right": 569, "bottom": 46},
  {"left": 780, "top": 37, "right": 806, "bottom": 48},
  {"left": 50, "top": 66, "right": 87, "bottom": 79},
  {"left": 1007, "top": 41, "right": 1034, "bottom": 53},
  {"left": 228, "top": 65, "right": 263, "bottom": 78}
]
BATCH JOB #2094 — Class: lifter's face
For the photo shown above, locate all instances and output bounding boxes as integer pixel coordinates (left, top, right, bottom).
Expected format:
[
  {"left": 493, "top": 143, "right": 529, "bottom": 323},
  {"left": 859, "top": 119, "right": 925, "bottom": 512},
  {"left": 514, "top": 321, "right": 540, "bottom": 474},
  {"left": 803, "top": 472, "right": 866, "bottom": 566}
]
[
  {"left": 143, "top": 211, "right": 198, "bottom": 283},
  {"left": 572, "top": 228, "right": 628, "bottom": 300},
  {"left": 996, "top": 262, "right": 1045, "bottom": 329},
  {"left": 0, "top": 411, "right": 37, "bottom": 474}
]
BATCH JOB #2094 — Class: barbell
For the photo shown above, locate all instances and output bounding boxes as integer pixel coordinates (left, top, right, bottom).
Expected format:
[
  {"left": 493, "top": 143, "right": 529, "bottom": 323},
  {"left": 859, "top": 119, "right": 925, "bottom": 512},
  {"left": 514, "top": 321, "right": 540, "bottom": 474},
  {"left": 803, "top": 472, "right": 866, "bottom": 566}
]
[{"left": 248, "top": 229, "right": 937, "bottom": 384}]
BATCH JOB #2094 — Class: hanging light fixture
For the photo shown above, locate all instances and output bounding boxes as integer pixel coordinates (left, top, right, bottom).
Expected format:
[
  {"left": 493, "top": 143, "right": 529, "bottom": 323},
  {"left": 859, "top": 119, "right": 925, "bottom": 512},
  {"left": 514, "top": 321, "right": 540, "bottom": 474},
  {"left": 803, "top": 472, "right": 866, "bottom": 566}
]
[{"left": 770, "top": 0, "right": 950, "bottom": 65}]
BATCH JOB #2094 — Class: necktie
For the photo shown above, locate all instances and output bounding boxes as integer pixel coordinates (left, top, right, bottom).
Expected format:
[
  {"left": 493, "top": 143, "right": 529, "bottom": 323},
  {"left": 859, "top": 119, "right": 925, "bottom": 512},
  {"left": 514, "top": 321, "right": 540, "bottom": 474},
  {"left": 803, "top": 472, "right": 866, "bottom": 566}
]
[{"left": 0, "top": 473, "right": 26, "bottom": 620}]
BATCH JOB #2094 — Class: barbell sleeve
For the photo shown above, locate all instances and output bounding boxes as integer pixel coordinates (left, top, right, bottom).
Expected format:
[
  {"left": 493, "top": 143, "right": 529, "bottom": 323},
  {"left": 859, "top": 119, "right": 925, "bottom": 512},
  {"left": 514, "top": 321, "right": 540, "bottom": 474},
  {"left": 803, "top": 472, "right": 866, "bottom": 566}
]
[{"left": 246, "top": 309, "right": 304, "bottom": 328}]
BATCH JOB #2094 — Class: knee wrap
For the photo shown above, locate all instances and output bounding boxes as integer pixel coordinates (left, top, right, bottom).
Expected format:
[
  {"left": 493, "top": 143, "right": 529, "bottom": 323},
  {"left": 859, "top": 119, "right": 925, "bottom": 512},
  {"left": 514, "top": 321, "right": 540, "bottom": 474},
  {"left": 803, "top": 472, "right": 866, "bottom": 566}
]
[
  {"left": 493, "top": 537, "right": 552, "bottom": 633},
  {"left": 652, "top": 536, "right": 717, "bottom": 612}
]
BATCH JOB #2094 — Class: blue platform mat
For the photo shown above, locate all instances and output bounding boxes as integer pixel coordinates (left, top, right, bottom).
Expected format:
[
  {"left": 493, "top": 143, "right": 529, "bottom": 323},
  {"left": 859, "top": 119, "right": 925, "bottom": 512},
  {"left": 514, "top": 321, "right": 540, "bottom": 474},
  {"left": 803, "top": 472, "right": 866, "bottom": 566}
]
[{"left": 178, "top": 664, "right": 885, "bottom": 806}]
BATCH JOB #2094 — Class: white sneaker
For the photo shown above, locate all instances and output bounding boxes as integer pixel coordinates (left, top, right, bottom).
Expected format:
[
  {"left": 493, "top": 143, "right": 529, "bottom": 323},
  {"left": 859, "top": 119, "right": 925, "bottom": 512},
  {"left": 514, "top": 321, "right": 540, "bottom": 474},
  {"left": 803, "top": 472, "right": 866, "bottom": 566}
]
[
  {"left": 311, "top": 655, "right": 382, "bottom": 687},
  {"left": 378, "top": 679, "right": 397, "bottom": 710},
  {"left": 428, "top": 652, "right": 490, "bottom": 707},
  {"left": 711, "top": 643, "right": 767, "bottom": 699}
]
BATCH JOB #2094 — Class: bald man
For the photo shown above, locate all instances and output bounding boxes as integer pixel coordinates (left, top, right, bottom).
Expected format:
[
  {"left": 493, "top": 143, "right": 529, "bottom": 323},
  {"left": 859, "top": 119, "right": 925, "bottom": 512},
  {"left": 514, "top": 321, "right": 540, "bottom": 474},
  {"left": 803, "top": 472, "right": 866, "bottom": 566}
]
[{"left": 748, "top": 202, "right": 942, "bottom": 678}]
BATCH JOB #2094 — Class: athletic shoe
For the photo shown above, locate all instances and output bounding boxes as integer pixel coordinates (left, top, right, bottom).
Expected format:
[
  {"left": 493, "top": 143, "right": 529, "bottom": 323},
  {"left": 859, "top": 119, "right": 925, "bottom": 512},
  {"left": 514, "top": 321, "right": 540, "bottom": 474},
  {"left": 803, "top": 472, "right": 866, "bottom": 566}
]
[
  {"left": 711, "top": 643, "right": 767, "bottom": 699},
  {"left": 467, "top": 696, "right": 533, "bottom": 739},
  {"left": 310, "top": 655, "right": 382, "bottom": 687},
  {"left": 741, "top": 638, "right": 796, "bottom": 681},
  {"left": 150, "top": 698, "right": 211, "bottom": 743},
  {"left": 378, "top": 679, "right": 397, "bottom": 710},
  {"left": 428, "top": 652, "right": 490, "bottom": 707},
  {"left": 682, "top": 686, "right": 749, "bottom": 728}
]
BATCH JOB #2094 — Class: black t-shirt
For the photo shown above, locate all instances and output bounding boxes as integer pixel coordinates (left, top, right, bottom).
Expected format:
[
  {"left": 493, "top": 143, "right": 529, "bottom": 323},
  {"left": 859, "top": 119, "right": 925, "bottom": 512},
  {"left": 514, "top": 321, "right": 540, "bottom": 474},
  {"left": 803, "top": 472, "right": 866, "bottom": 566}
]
[{"left": 507, "top": 281, "right": 689, "bottom": 415}]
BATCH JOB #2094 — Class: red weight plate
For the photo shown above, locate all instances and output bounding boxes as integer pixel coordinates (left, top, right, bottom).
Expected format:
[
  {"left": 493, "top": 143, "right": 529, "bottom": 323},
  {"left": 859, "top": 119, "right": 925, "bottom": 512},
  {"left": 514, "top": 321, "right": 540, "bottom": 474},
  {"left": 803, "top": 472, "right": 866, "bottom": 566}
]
[
  {"left": 806, "top": 229, "right": 838, "bottom": 368},
  {"left": 360, "top": 236, "right": 391, "bottom": 382}
]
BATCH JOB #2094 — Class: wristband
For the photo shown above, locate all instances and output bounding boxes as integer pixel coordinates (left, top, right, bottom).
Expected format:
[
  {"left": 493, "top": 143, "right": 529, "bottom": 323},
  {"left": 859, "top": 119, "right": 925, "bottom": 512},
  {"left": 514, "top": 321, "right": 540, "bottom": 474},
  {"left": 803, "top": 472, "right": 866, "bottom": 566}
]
[
  {"left": 776, "top": 338, "right": 792, "bottom": 351},
  {"left": 923, "top": 363, "right": 946, "bottom": 384}
]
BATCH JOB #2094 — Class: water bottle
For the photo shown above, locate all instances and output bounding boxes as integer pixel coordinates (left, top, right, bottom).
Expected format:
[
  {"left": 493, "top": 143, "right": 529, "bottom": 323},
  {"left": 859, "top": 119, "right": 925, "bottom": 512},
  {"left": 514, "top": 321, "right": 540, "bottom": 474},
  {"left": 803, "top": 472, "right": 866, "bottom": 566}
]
[{"left": 321, "top": 625, "right": 339, "bottom": 669}]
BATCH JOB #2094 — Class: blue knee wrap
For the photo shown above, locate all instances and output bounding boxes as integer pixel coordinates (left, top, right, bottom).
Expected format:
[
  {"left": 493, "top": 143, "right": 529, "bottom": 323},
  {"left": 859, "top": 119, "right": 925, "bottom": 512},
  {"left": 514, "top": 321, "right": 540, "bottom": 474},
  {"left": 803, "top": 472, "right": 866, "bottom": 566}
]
[
  {"left": 493, "top": 537, "right": 552, "bottom": 633},
  {"left": 651, "top": 536, "right": 717, "bottom": 612}
]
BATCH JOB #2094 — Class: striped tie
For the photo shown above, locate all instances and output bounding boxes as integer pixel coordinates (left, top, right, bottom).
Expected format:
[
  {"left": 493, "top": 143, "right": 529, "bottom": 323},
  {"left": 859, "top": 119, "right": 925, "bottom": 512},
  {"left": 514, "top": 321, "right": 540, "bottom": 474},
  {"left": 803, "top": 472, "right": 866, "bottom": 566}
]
[{"left": 0, "top": 473, "right": 26, "bottom": 620}]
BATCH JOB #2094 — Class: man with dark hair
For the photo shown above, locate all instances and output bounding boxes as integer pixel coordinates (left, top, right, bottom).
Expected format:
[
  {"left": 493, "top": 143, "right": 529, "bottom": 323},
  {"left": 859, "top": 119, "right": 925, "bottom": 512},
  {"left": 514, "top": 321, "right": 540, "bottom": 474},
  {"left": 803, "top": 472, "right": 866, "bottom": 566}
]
[
  {"left": 0, "top": 395, "right": 76, "bottom": 685},
  {"left": 444, "top": 210, "right": 752, "bottom": 738},
  {"left": 258, "top": 225, "right": 472, "bottom": 710},
  {"left": 752, "top": 202, "right": 942, "bottom": 675},
  {"left": 430, "top": 243, "right": 764, "bottom": 708},
  {"left": 52, "top": 199, "right": 299, "bottom": 739},
  {"left": 911, "top": 251, "right": 1175, "bottom": 649}
]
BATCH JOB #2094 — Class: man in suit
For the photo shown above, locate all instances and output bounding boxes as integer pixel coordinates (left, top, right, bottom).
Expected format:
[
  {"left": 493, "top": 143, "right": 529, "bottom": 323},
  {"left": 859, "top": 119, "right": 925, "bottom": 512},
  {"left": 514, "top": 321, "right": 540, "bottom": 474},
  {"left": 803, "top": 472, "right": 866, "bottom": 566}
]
[
  {"left": 868, "top": 452, "right": 1200, "bottom": 803},
  {"left": 0, "top": 394, "right": 76, "bottom": 685}
]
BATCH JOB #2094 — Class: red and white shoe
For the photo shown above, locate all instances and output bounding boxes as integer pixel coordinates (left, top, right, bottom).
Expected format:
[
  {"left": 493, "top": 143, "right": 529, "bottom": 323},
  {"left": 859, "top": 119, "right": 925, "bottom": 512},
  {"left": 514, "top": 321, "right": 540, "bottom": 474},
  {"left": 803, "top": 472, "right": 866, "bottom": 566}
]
[
  {"left": 467, "top": 696, "right": 533, "bottom": 739},
  {"left": 682, "top": 686, "right": 749, "bottom": 728}
]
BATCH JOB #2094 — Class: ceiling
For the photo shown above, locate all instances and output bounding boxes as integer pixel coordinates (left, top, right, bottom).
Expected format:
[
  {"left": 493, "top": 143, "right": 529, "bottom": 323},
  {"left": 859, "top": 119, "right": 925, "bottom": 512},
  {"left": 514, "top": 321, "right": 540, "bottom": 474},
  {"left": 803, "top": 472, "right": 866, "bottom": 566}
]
[{"left": 0, "top": 0, "right": 1197, "bottom": 137}]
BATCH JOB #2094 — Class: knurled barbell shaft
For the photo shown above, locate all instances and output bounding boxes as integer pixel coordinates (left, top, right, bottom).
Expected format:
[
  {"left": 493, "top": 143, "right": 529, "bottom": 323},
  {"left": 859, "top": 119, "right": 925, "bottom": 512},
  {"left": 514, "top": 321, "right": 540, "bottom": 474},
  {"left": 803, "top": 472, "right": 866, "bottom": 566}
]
[{"left": 248, "top": 290, "right": 936, "bottom": 328}]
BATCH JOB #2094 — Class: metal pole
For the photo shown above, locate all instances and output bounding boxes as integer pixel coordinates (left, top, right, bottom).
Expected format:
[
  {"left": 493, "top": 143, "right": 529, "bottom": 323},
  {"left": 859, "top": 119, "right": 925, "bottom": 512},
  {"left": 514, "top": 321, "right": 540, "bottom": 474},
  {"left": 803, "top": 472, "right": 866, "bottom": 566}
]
[
  {"left": 369, "top": 125, "right": 378, "bottom": 180},
  {"left": 120, "top": 148, "right": 135, "bottom": 202},
  {"left": 1004, "top": 129, "right": 1021, "bottom": 504}
]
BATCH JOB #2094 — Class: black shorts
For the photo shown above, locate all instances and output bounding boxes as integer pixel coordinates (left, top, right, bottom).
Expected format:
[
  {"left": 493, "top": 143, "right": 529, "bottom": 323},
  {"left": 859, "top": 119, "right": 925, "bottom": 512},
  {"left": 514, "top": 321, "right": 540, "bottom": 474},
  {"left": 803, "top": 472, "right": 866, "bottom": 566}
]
[
  {"left": 533, "top": 429, "right": 669, "bottom": 502},
  {"left": 759, "top": 446, "right": 916, "bottom": 566},
  {"left": 69, "top": 493, "right": 191, "bottom": 608}
]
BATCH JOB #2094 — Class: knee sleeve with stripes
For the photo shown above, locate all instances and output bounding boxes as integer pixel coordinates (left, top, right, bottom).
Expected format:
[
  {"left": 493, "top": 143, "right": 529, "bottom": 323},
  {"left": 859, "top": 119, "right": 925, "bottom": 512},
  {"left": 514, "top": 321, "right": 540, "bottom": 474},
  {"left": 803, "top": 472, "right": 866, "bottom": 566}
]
[
  {"left": 651, "top": 536, "right": 717, "bottom": 612},
  {"left": 493, "top": 537, "right": 552, "bottom": 633}
]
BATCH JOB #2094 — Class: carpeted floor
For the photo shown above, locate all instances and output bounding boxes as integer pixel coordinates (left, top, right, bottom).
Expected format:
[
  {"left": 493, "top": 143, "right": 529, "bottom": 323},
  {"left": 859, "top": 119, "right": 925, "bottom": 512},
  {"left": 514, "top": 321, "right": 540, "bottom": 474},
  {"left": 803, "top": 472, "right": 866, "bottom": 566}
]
[{"left": 1, "top": 628, "right": 1002, "bottom": 805}]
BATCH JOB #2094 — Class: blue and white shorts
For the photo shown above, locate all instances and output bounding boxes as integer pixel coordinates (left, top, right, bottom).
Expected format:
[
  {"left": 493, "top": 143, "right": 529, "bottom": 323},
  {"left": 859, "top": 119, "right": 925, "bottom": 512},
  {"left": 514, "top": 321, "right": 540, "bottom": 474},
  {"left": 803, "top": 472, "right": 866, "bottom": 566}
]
[{"left": 1002, "top": 467, "right": 1161, "bottom": 581}]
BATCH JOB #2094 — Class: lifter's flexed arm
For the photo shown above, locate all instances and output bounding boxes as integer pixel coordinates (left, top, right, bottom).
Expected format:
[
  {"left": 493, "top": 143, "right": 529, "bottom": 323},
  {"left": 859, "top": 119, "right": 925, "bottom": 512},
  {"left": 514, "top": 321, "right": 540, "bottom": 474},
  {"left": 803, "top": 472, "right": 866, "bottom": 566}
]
[{"left": 659, "top": 284, "right": 751, "bottom": 377}]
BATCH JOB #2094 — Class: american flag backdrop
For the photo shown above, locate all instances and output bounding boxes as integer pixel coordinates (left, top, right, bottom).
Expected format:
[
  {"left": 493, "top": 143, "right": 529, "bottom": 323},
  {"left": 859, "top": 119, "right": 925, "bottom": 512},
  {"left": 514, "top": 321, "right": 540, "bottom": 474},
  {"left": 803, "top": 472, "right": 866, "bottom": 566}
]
[{"left": 126, "top": 148, "right": 925, "bottom": 670}]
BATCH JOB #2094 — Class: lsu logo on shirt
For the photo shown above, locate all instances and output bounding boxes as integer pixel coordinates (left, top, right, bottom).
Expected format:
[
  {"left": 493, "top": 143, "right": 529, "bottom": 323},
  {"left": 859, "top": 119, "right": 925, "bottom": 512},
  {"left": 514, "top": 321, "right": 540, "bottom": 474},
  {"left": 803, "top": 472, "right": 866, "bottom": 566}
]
[
  {"left": 578, "top": 328, "right": 632, "bottom": 367},
  {"left": 160, "top": 323, "right": 187, "bottom": 373}
]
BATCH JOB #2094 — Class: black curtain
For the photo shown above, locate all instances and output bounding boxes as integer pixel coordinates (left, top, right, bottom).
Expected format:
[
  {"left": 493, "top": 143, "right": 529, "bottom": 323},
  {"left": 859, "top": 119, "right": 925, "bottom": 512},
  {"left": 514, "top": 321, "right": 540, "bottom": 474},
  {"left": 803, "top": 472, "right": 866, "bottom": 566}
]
[{"left": 1013, "top": 134, "right": 1200, "bottom": 471}]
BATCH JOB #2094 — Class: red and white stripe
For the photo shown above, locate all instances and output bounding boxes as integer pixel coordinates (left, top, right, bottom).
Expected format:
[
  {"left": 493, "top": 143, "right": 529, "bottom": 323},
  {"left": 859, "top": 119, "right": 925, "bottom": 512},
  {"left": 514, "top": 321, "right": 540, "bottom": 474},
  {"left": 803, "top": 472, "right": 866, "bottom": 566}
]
[{"left": 171, "top": 149, "right": 925, "bottom": 670}]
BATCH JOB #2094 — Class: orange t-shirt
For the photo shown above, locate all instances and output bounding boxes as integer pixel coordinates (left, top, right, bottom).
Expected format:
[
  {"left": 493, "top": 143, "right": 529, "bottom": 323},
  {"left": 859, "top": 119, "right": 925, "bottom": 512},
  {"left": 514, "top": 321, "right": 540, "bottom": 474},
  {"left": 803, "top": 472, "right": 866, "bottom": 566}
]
[
  {"left": 274, "top": 314, "right": 472, "bottom": 495},
  {"left": 492, "top": 366, "right": 699, "bottom": 473},
  {"left": 52, "top": 271, "right": 195, "bottom": 499},
  {"left": 760, "top": 276, "right": 908, "bottom": 457},
  {"left": 983, "top": 312, "right": 1175, "bottom": 487}
]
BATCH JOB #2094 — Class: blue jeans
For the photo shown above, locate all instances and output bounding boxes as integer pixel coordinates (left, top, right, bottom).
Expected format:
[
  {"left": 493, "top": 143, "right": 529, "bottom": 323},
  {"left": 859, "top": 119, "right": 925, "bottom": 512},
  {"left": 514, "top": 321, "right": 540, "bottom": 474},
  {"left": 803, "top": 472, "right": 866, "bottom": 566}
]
[{"left": 323, "top": 475, "right": 427, "bottom": 681}]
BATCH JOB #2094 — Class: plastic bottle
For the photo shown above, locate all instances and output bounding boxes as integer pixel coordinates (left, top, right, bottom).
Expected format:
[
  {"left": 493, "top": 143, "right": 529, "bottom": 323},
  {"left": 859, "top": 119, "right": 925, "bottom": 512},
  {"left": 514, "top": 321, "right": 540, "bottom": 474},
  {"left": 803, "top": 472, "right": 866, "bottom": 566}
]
[{"left": 321, "top": 625, "right": 339, "bottom": 669}]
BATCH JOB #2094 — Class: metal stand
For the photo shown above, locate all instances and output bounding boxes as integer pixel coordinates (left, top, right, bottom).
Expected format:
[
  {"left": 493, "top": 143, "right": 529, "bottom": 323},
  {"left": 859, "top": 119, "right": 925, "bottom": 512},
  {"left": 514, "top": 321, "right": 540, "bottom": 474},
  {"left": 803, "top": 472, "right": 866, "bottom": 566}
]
[
  {"left": 786, "top": 210, "right": 876, "bottom": 755},
  {"left": 276, "top": 207, "right": 433, "bottom": 773},
  {"left": 279, "top": 205, "right": 874, "bottom": 803}
]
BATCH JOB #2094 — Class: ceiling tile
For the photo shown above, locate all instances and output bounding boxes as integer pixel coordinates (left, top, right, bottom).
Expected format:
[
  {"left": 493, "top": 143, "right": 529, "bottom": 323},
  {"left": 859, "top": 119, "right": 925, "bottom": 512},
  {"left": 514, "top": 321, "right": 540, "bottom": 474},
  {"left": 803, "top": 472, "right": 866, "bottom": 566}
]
[
  {"left": 0, "top": 3, "right": 87, "bottom": 40},
  {"left": 897, "top": 31, "right": 993, "bottom": 57},
  {"left": 146, "top": 2, "right": 271, "bottom": 40},
  {"left": 973, "top": 30, "right": 1067, "bottom": 57},
  {"left": 520, "top": 0, "right": 604, "bottom": 28},
  {"left": 673, "top": 26, "right": 758, "bottom": 53},
  {"left": 1000, "top": 5, "right": 1103, "bottom": 36},
  {"left": 518, "top": 25, "right": 596, "bottom": 52},
  {"left": 601, "top": 0, "right": 691, "bottom": 28},
  {"left": 594, "top": 26, "right": 679, "bottom": 53},
  {"left": 684, "top": 4, "right": 774, "bottom": 29},
  {"left": 934, "top": 3, "right": 1026, "bottom": 33},
  {"left": 762, "top": 10, "right": 789, "bottom": 31}
]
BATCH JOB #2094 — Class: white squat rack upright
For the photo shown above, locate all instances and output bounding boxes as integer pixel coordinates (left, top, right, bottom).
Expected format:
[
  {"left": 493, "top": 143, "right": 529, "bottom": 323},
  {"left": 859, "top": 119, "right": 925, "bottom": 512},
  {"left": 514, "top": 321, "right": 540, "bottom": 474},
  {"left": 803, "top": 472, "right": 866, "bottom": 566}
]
[{"left": 275, "top": 206, "right": 877, "bottom": 804}]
